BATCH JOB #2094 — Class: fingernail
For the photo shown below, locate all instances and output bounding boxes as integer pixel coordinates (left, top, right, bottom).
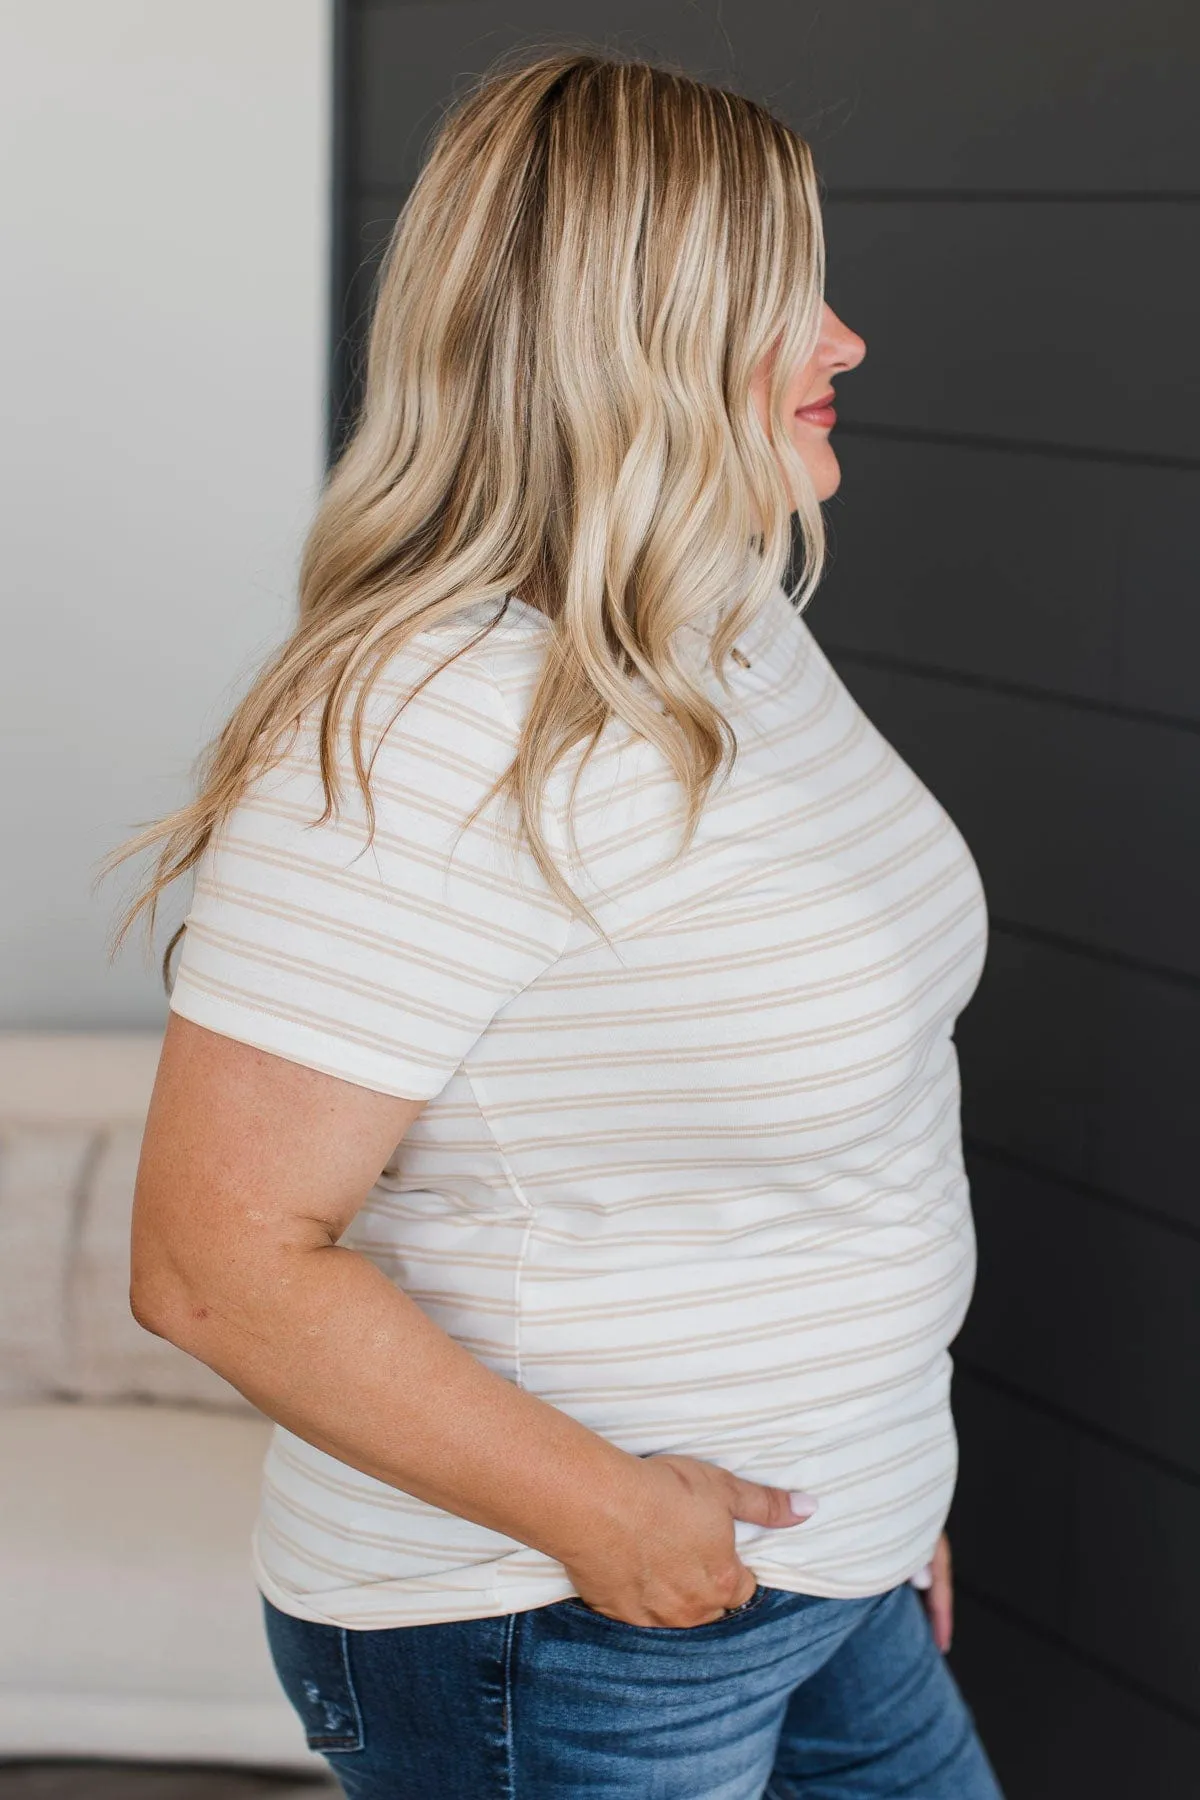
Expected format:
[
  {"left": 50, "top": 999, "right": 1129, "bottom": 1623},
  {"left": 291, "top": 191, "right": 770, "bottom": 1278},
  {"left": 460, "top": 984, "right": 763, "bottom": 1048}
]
[
  {"left": 788, "top": 1490, "right": 819, "bottom": 1519},
  {"left": 910, "top": 1563, "right": 934, "bottom": 1590}
]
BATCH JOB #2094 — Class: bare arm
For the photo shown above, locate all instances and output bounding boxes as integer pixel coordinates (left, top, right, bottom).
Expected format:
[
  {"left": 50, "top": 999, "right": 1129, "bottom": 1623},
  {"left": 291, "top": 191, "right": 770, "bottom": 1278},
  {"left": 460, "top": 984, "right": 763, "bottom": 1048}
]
[{"left": 132, "top": 1013, "right": 813, "bottom": 1625}]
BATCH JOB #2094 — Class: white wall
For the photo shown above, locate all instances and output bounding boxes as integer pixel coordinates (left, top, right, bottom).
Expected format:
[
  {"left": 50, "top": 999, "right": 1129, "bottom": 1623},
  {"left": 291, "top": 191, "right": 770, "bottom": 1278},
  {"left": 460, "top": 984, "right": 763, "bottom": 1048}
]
[{"left": 0, "top": 1, "right": 330, "bottom": 1028}]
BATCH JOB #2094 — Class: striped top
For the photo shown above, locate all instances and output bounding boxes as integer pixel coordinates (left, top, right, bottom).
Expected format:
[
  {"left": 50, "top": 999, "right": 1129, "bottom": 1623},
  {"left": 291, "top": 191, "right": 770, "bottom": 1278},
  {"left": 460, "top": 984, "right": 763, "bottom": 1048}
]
[{"left": 168, "top": 573, "right": 989, "bottom": 1629}]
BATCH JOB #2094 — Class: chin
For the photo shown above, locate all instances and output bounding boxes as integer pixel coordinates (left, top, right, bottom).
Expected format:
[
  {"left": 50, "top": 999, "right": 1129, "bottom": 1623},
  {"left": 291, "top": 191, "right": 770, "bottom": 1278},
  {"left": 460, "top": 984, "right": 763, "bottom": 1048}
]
[
  {"left": 800, "top": 476, "right": 841, "bottom": 506},
  {"left": 810, "top": 454, "right": 842, "bottom": 504},
  {"left": 784, "top": 452, "right": 841, "bottom": 510}
]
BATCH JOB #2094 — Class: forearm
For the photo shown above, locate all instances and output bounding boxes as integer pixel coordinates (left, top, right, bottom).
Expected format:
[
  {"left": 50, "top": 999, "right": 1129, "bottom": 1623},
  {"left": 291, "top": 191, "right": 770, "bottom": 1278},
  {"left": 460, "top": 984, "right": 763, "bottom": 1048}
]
[{"left": 135, "top": 1238, "right": 645, "bottom": 1569}]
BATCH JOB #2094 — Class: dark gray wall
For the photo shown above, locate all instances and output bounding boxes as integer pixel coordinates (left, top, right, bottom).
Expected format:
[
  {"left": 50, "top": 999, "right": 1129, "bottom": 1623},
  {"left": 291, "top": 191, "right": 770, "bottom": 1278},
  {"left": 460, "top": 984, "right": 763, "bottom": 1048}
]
[{"left": 332, "top": 5, "right": 1200, "bottom": 1791}]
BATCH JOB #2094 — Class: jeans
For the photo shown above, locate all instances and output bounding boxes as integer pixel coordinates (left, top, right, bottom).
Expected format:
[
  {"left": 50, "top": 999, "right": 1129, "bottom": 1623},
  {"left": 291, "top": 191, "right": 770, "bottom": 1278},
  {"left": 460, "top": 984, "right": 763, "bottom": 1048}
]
[{"left": 264, "top": 1579, "right": 1003, "bottom": 1798}]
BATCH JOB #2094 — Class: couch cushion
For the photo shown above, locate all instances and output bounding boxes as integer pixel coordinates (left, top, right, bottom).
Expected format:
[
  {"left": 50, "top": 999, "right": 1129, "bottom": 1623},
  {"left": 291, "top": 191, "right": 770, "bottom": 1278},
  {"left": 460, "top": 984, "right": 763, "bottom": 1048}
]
[
  {"left": 0, "top": 1033, "right": 163, "bottom": 1127},
  {"left": 0, "top": 1032, "right": 252, "bottom": 1411},
  {"left": 73, "top": 1122, "right": 255, "bottom": 1410},
  {"left": 0, "top": 1403, "right": 321, "bottom": 1768},
  {"left": 0, "top": 1127, "right": 92, "bottom": 1398}
]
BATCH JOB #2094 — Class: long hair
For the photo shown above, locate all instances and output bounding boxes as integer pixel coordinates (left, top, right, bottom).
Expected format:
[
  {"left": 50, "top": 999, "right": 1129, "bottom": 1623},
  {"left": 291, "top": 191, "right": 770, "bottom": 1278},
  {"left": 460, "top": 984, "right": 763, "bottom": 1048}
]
[{"left": 102, "top": 44, "right": 828, "bottom": 985}]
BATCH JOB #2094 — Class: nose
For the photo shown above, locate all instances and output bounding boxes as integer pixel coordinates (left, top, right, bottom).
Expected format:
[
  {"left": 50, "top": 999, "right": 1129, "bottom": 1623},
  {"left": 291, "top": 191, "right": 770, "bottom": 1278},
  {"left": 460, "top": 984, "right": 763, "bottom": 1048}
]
[{"left": 822, "top": 304, "right": 867, "bottom": 374}]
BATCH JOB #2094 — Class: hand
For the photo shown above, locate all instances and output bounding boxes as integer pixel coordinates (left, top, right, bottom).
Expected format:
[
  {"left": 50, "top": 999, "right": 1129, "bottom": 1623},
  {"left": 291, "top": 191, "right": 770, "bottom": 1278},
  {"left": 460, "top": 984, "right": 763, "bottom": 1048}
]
[
  {"left": 911, "top": 1530, "right": 953, "bottom": 1653},
  {"left": 562, "top": 1453, "right": 818, "bottom": 1629}
]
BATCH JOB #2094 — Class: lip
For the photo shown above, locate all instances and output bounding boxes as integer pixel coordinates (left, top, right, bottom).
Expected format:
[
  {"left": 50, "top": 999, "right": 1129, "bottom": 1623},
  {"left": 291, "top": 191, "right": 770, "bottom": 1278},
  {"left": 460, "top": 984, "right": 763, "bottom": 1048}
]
[{"left": 796, "top": 390, "right": 837, "bottom": 425}]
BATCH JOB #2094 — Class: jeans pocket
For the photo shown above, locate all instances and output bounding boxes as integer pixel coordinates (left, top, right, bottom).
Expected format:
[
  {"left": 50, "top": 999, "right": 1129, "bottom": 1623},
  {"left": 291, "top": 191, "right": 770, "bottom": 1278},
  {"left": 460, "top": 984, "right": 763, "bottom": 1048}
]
[
  {"left": 262, "top": 1596, "right": 365, "bottom": 1753},
  {"left": 563, "top": 1582, "right": 773, "bottom": 1633}
]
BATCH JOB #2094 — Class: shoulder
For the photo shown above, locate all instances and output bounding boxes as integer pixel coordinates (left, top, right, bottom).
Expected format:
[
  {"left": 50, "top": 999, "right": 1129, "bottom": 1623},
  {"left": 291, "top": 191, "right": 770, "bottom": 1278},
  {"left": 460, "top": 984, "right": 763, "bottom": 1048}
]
[
  {"left": 203, "top": 597, "right": 565, "bottom": 898},
  {"left": 359, "top": 594, "right": 553, "bottom": 767}
]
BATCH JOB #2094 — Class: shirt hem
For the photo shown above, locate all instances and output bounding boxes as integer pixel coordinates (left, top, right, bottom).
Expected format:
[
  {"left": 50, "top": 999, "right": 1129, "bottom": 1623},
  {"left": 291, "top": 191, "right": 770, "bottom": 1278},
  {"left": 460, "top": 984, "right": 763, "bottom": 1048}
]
[
  {"left": 251, "top": 1550, "right": 941, "bottom": 1631},
  {"left": 167, "top": 981, "right": 448, "bottom": 1102}
]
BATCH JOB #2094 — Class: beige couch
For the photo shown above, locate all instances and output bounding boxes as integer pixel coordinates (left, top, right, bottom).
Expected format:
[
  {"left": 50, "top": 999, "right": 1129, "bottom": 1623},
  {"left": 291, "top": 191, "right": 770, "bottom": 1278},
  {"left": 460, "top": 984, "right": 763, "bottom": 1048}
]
[{"left": 0, "top": 1032, "right": 322, "bottom": 1770}]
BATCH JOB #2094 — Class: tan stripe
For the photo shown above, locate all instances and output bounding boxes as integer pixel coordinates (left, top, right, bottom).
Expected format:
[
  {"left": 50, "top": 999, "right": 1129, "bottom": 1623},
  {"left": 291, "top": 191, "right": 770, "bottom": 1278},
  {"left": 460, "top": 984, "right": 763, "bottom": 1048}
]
[
  {"left": 193, "top": 873, "right": 554, "bottom": 987},
  {"left": 399, "top": 1252, "right": 968, "bottom": 1365},
  {"left": 568, "top": 664, "right": 844, "bottom": 833},
  {"left": 514, "top": 1259, "right": 972, "bottom": 1365},
  {"left": 555, "top": 812, "right": 955, "bottom": 964},
  {"left": 218, "top": 802, "right": 569, "bottom": 923},
  {"left": 186, "top": 918, "right": 517, "bottom": 1030},
  {"left": 263, "top": 1472, "right": 490, "bottom": 1559},
  {"left": 537, "top": 1292, "right": 971, "bottom": 1406},
  {"left": 272, "top": 1441, "right": 434, "bottom": 1511},
  {"left": 582, "top": 783, "right": 933, "bottom": 947},
  {"left": 365, "top": 1083, "right": 961, "bottom": 1231},
  {"left": 493, "top": 882, "right": 978, "bottom": 1033},
  {"left": 455, "top": 1037, "right": 965, "bottom": 1143},
  {"left": 550, "top": 1357, "right": 955, "bottom": 1440},
  {"left": 581, "top": 721, "right": 886, "bottom": 891},
  {"left": 259, "top": 1513, "right": 483, "bottom": 1588},
  {"left": 563, "top": 688, "right": 863, "bottom": 863},
  {"left": 359, "top": 1169, "right": 964, "bottom": 1318},
  {"left": 475, "top": 935, "right": 981, "bottom": 1071},
  {"left": 171, "top": 970, "right": 450, "bottom": 1077},
  {"left": 515, "top": 1145, "right": 964, "bottom": 1252}
]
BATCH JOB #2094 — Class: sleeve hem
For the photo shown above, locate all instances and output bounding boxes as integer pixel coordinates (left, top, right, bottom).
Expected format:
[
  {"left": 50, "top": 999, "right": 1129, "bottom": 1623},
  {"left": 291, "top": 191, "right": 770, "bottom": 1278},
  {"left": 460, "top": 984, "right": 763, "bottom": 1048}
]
[{"left": 167, "top": 981, "right": 450, "bottom": 1104}]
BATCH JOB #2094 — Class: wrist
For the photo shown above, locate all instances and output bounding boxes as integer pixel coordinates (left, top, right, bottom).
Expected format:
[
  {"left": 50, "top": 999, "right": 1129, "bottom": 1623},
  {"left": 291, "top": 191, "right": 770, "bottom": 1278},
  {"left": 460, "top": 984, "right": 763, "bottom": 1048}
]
[{"left": 529, "top": 1442, "right": 650, "bottom": 1570}]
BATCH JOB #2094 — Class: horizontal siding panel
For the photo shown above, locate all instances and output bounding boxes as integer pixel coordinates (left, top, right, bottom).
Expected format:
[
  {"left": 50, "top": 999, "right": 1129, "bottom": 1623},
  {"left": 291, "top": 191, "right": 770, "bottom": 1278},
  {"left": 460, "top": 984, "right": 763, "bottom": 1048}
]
[
  {"left": 807, "top": 443, "right": 1200, "bottom": 726},
  {"left": 354, "top": 1, "right": 1200, "bottom": 194},
  {"left": 777, "top": 0, "right": 1200, "bottom": 193},
  {"left": 950, "top": 1370, "right": 1075, "bottom": 1640},
  {"left": 951, "top": 1594, "right": 1200, "bottom": 1798},
  {"left": 832, "top": 660, "right": 1200, "bottom": 979},
  {"left": 353, "top": 1, "right": 743, "bottom": 189},
  {"left": 957, "top": 932, "right": 1200, "bottom": 1235},
  {"left": 952, "top": 1373, "right": 1200, "bottom": 1714},
  {"left": 823, "top": 201, "right": 1200, "bottom": 461},
  {"left": 957, "top": 1154, "right": 1200, "bottom": 1474},
  {"left": 1069, "top": 1436, "right": 1200, "bottom": 1719}
]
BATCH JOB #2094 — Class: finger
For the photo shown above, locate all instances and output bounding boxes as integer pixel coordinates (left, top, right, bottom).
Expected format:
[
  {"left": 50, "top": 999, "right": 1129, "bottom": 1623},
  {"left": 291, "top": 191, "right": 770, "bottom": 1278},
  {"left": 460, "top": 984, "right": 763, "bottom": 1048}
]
[
  {"left": 935, "top": 1534, "right": 954, "bottom": 1653},
  {"left": 727, "top": 1479, "right": 819, "bottom": 1527},
  {"left": 927, "top": 1539, "right": 953, "bottom": 1653},
  {"left": 911, "top": 1573, "right": 941, "bottom": 1642},
  {"left": 929, "top": 1575, "right": 953, "bottom": 1653}
]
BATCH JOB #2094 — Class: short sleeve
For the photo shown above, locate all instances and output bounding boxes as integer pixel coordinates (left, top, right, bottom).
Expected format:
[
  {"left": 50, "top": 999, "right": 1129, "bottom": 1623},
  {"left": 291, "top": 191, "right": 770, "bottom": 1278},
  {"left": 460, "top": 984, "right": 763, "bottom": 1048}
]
[{"left": 168, "top": 632, "right": 575, "bottom": 1100}]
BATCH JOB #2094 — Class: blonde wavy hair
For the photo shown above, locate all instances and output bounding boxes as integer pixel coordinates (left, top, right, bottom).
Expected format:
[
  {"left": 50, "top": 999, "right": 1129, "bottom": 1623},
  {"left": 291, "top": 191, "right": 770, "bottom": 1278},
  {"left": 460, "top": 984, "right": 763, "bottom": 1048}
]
[{"left": 103, "top": 44, "right": 828, "bottom": 984}]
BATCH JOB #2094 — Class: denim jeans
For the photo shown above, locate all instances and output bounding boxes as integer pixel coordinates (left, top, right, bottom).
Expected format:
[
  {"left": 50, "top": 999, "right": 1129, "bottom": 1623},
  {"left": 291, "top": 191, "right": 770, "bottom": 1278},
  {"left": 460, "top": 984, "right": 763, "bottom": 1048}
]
[{"left": 263, "top": 1580, "right": 1003, "bottom": 1798}]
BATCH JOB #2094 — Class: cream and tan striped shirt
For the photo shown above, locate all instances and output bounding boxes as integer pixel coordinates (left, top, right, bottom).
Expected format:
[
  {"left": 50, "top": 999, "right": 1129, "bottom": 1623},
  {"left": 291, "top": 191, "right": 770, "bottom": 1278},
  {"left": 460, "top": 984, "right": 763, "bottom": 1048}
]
[{"left": 169, "top": 574, "right": 989, "bottom": 1628}]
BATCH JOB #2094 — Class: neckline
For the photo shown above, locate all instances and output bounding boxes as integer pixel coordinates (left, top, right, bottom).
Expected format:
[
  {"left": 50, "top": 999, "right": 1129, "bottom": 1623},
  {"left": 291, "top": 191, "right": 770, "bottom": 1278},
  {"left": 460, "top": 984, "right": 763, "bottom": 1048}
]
[
  {"left": 501, "top": 573, "right": 798, "bottom": 669},
  {"left": 673, "top": 577, "right": 808, "bottom": 701}
]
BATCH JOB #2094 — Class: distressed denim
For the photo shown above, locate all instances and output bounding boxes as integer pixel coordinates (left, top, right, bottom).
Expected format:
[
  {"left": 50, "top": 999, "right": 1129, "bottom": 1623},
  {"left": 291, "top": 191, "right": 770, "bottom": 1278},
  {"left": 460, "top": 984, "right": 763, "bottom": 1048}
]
[{"left": 263, "top": 1579, "right": 1003, "bottom": 1798}]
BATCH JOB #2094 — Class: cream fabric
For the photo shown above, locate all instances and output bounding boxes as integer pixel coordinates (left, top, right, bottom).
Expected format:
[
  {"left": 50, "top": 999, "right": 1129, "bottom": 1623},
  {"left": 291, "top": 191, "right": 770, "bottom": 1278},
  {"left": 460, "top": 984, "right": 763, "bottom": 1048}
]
[
  {"left": 0, "top": 1127, "right": 93, "bottom": 1397},
  {"left": 0, "top": 1034, "right": 251, "bottom": 1410},
  {"left": 0, "top": 1403, "right": 318, "bottom": 1767},
  {"left": 73, "top": 1122, "right": 254, "bottom": 1409},
  {"left": 0, "top": 1033, "right": 162, "bottom": 1127},
  {"left": 168, "top": 576, "right": 990, "bottom": 1628}
]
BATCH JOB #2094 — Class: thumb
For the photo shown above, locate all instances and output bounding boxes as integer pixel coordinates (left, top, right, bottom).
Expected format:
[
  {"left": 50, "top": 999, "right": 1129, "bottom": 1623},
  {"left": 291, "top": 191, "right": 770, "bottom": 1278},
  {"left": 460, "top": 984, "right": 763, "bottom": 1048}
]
[{"left": 727, "top": 1477, "right": 819, "bottom": 1529}]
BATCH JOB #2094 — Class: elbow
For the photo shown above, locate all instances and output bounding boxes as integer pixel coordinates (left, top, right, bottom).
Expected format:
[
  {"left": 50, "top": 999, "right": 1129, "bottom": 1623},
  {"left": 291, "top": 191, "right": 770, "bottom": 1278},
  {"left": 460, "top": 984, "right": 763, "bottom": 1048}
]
[
  {"left": 129, "top": 1270, "right": 193, "bottom": 1346},
  {"left": 129, "top": 1241, "right": 211, "bottom": 1349},
  {"left": 128, "top": 1273, "right": 181, "bottom": 1342}
]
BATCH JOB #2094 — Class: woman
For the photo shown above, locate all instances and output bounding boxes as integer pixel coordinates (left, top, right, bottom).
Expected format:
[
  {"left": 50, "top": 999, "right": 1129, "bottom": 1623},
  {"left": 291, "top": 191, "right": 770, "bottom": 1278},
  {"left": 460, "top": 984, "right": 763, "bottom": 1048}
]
[{"left": 109, "top": 48, "right": 1002, "bottom": 1799}]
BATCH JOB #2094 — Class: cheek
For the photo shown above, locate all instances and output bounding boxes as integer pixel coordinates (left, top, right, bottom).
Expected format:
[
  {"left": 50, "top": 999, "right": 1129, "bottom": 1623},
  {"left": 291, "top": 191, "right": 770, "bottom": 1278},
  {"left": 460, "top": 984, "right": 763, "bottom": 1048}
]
[{"left": 784, "top": 358, "right": 822, "bottom": 414}]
